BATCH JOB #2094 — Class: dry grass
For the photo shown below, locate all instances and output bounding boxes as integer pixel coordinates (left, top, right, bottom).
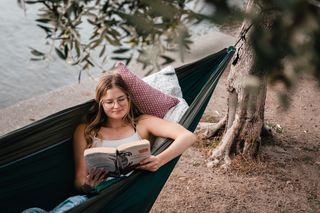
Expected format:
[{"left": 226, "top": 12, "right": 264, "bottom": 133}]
[
  {"left": 193, "top": 113, "right": 225, "bottom": 157},
  {"left": 229, "top": 155, "right": 271, "bottom": 176},
  {"left": 200, "top": 114, "right": 221, "bottom": 123}
]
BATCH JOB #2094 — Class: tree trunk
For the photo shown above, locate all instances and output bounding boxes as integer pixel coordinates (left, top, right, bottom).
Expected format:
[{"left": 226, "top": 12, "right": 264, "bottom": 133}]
[{"left": 208, "top": 0, "right": 269, "bottom": 167}]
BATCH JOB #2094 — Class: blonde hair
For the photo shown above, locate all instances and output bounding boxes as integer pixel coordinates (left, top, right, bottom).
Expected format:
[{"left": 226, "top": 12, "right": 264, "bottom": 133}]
[{"left": 84, "top": 72, "right": 141, "bottom": 147}]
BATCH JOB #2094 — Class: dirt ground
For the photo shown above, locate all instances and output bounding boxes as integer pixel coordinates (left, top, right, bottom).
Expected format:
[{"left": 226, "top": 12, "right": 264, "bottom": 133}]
[{"left": 151, "top": 69, "right": 320, "bottom": 212}]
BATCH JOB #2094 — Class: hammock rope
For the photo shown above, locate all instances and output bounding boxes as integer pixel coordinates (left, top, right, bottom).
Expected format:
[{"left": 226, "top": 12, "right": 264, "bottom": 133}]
[{"left": 232, "top": 23, "right": 253, "bottom": 66}]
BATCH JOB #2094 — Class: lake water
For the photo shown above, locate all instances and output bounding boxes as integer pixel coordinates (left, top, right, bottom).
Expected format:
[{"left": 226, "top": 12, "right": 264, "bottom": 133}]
[
  {"left": 0, "top": 0, "right": 103, "bottom": 109},
  {"left": 0, "top": 0, "right": 217, "bottom": 109}
]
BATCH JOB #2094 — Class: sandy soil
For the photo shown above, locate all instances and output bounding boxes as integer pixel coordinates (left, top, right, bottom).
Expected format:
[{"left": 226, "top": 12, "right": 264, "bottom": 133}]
[{"left": 151, "top": 70, "right": 320, "bottom": 212}]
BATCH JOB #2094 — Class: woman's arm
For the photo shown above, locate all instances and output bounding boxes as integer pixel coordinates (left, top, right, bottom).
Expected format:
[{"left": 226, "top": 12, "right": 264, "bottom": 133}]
[
  {"left": 136, "top": 115, "right": 197, "bottom": 171},
  {"left": 73, "top": 124, "right": 107, "bottom": 193},
  {"left": 73, "top": 124, "right": 88, "bottom": 192}
]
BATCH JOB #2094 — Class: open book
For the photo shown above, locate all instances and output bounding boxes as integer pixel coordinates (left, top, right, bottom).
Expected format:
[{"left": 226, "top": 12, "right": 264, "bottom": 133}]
[{"left": 84, "top": 139, "right": 151, "bottom": 177}]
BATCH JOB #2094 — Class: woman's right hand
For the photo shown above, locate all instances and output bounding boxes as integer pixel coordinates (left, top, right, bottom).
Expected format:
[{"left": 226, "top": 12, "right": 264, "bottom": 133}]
[{"left": 81, "top": 168, "right": 108, "bottom": 193}]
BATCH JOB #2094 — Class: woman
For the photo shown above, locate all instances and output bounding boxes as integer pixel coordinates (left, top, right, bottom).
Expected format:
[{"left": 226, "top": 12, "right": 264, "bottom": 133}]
[
  {"left": 23, "top": 71, "right": 196, "bottom": 213},
  {"left": 74, "top": 72, "right": 197, "bottom": 193}
]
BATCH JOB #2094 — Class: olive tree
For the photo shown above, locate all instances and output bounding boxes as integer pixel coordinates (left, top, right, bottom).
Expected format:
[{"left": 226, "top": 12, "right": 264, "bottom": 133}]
[{"left": 202, "top": 0, "right": 320, "bottom": 167}]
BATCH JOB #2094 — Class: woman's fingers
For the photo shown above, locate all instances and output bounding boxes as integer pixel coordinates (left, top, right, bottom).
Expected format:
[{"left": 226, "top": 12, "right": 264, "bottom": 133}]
[
  {"left": 86, "top": 168, "right": 108, "bottom": 186},
  {"left": 97, "top": 169, "right": 108, "bottom": 182},
  {"left": 137, "top": 155, "right": 160, "bottom": 172},
  {"left": 139, "top": 155, "right": 156, "bottom": 165},
  {"left": 137, "top": 163, "right": 158, "bottom": 172}
]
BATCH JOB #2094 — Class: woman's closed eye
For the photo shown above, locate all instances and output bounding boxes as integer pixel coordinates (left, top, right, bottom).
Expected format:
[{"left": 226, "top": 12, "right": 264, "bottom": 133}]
[{"left": 117, "top": 97, "right": 127, "bottom": 103}]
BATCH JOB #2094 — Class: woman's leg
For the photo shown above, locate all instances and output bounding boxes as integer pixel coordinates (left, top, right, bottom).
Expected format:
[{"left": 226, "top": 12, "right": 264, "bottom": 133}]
[
  {"left": 21, "top": 207, "right": 48, "bottom": 213},
  {"left": 49, "top": 195, "right": 88, "bottom": 213}
]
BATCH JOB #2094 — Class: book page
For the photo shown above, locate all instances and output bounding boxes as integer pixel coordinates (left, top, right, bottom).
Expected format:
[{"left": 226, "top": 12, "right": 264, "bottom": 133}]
[
  {"left": 84, "top": 147, "right": 115, "bottom": 155},
  {"left": 84, "top": 147, "right": 118, "bottom": 174},
  {"left": 117, "top": 139, "right": 151, "bottom": 170}
]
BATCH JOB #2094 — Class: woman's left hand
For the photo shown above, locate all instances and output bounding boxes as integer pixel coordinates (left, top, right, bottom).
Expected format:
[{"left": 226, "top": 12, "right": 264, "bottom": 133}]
[{"left": 136, "top": 155, "right": 162, "bottom": 172}]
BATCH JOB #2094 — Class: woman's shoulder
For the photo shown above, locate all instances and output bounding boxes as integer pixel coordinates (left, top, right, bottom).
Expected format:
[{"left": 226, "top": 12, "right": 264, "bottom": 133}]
[
  {"left": 136, "top": 114, "right": 166, "bottom": 130},
  {"left": 137, "top": 114, "right": 160, "bottom": 123},
  {"left": 135, "top": 114, "right": 161, "bottom": 138}
]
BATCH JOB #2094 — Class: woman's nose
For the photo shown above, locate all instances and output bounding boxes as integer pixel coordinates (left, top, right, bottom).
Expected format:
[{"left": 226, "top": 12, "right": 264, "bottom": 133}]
[{"left": 113, "top": 101, "right": 121, "bottom": 108}]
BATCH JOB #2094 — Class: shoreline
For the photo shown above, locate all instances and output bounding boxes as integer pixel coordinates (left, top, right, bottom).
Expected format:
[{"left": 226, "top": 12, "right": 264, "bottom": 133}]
[{"left": 0, "top": 30, "right": 235, "bottom": 135}]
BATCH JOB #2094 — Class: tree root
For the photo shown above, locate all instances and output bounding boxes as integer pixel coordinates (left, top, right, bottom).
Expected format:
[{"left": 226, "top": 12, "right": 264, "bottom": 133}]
[
  {"left": 195, "top": 116, "right": 227, "bottom": 139},
  {"left": 207, "top": 115, "right": 241, "bottom": 169}
]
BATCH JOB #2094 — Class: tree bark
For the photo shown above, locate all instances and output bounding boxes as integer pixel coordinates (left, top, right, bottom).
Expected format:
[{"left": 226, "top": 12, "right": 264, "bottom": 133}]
[{"left": 208, "top": 0, "right": 268, "bottom": 167}]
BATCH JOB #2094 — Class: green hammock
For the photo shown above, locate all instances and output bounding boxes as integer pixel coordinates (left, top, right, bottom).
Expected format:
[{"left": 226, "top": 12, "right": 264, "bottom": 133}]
[{"left": 0, "top": 47, "right": 235, "bottom": 213}]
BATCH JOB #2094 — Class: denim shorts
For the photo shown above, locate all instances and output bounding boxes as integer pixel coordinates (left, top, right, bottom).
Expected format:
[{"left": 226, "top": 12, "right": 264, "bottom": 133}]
[{"left": 22, "top": 195, "right": 88, "bottom": 213}]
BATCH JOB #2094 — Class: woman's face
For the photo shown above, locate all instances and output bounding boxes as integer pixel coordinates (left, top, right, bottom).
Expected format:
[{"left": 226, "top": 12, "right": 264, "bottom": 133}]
[{"left": 100, "top": 87, "right": 129, "bottom": 120}]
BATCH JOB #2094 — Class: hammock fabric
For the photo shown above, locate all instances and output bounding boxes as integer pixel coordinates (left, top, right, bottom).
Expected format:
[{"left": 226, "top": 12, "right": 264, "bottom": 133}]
[{"left": 0, "top": 47, "right": 235, "bottom": 213}]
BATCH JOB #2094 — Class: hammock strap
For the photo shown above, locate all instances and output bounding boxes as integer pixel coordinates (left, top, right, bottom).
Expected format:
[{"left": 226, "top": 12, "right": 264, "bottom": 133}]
[
  {"left": 233, "top": 23, "right": 253, "bottom": 47},
  {"left": 232, "top": 23, "right": 253, "bottom": 66}
]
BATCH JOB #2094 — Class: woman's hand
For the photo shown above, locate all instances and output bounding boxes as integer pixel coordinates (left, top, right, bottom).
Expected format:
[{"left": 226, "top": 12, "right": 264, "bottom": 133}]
[
  {"left": 81, "top": 168, "right": 108, "bottom": 193},
  {"left": 136, "top": 155, "right": 162, "bottom": 172}
]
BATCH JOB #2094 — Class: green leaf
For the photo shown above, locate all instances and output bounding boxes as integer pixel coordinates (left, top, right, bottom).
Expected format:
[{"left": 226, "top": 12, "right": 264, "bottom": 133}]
[
  {"left": 102, "top": 55, "right": 108, "bottom": 64},
  {"left": 82, "top": 63, "right": 90, "bottom": 70},
  {"left": 30, "top": 57, "right": 44, "bottom": 61},
  {"left": 24, "top": 1, "right": 41, "bottom": 4},
  {"left": 89, "top": 38, "right": 103, "bottom": 49},
  {"left": 120, "top": 26, "right": 131, "bottom": 37},
  {"left": 64, "top": 45, "right": 69, "bottom": 58},
  {"left": 35, "top": 18, "right": 51, "bottom": 23},
  {"left": 75, "top": 41, "right": 81, "bottom": 57},
  {"left": 30, "top": 48, "right": 45, "bottom": 57},
  {"left": 81, "top": 54, "right": 90, "bottom": 63},
  {"left": 99, "top": 45, "right": 106, "bottom": 57},
  {"left": 113, "top": 48, "right": 130, "bottom": 54},
  {"left": 71, "top": 59, "right": 80, "bottom": 65},
  {"left": 111, "top": 57, "right": 129, "bottom": 61},
  {"left": 109, "top": 28, "right": 121, "bottom": 38},
  {"left": 55, "top": 48, "right": 67, "bottom": 60},
  {"left": 125, "top": 55, "right": 132, "bottom": 65},
  {"left": 160, "top": 55, "right": 175, "bottom": 66},
  {"left": 78, "top": 69, "right": 83, "bottom": 83},
  {"left": 85, "top": 58, "right": 95, "bottom": 67},
  {"left": 105, "top": 34, "right": 120, "bottom": 46},
  {"left": 36, "top": 24, "right": 52, "bottom": 34},
  {"left": 87, "top": 18, "right": 97, "bottom": 26}
]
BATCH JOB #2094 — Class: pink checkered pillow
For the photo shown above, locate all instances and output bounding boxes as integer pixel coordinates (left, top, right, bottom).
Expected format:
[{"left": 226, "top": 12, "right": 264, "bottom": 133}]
[{"left": 115, "top": 62, "right": 180, "bottom": 118}]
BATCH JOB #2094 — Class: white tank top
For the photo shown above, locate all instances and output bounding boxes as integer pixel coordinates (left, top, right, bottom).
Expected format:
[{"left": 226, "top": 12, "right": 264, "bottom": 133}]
[{"left": 92, "top": 132, "right": 142, "bottom": 148}]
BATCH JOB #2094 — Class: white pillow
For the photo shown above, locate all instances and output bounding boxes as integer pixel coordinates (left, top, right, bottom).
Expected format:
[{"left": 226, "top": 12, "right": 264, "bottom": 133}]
[
  {"left": 163, "top": 97, "right": 189, "bottom": 122},
  {"left": 143, "top": 65, "right": 183, "bottom": 98},
  {"left": 151, "top": 98, "right": 189, "bottom": 151},
  {"left": 142, "top": 65, "right": 188, "bottom": 122},
  {"left": 142, "top": 65, "right": 190, "bottom": 151}
]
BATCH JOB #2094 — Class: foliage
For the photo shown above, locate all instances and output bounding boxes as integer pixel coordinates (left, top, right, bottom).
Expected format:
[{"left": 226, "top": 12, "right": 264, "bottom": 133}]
[
  {"left": 205, "top": 0, "right": 320, "bottom": 105},
  {"left": 18, "top": 0, "right": 320, "bottom": 92},
  {"left": 17, "top": 0, "right": 206, "bottom": 75}
]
